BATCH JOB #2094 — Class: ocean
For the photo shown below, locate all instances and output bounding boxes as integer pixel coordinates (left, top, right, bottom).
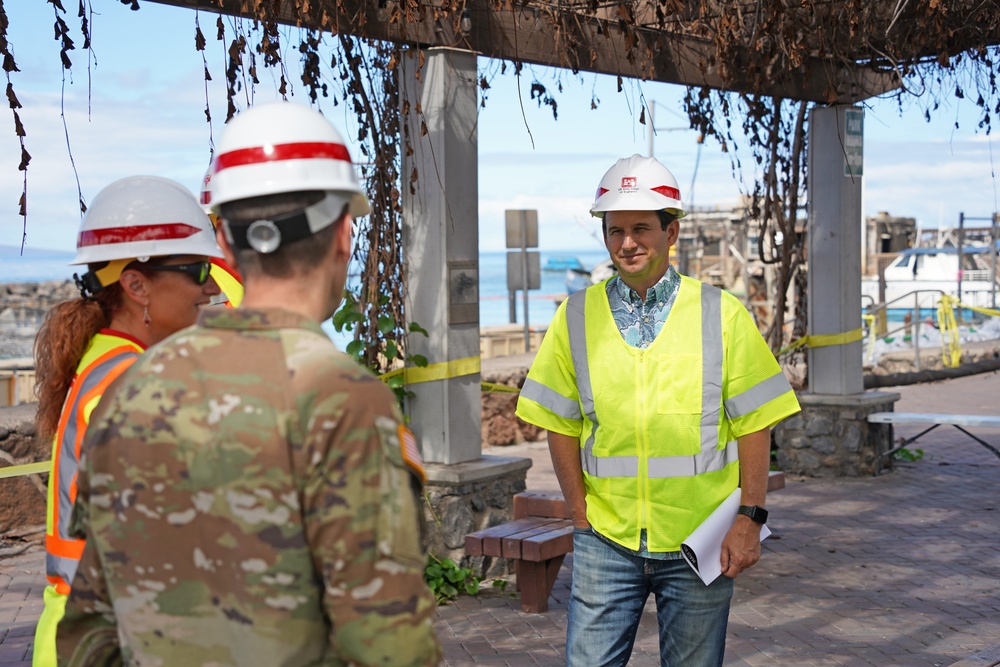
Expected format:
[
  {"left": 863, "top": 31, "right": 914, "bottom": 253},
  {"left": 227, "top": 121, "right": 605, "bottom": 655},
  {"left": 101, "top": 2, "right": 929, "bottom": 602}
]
[{"left": 0, "top": 245, "right": 612, "bottom": 329}]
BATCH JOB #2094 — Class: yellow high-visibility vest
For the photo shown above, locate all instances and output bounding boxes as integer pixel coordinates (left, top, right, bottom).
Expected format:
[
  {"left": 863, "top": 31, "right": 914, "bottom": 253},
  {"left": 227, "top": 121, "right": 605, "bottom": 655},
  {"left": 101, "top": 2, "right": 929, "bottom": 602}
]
[
  {"left": 516, "top": 275, "right": 800, "bottom": 552},
  {"left": 44, "top": 330, "right": 144, "bottom": 590}
]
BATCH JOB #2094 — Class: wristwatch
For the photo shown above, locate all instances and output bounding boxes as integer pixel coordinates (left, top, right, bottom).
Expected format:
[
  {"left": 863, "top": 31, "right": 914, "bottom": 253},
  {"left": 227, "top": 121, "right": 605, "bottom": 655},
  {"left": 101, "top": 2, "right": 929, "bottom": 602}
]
[{"left": 737, "top": 505, "right": 768, "bottom": 525}]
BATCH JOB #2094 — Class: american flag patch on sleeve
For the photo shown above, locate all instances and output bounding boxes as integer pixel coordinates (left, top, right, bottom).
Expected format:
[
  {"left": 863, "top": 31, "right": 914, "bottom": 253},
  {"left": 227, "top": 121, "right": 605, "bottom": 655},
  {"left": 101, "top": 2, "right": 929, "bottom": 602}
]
[{"left": 398, "top": 425, "right": 426, "bottom": 482}]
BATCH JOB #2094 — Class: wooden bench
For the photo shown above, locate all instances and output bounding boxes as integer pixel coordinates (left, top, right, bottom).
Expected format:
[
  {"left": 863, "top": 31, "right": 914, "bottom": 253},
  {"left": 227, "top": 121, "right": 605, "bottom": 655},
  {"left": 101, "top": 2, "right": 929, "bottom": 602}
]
[
  {"left": 947, "top": 641, "right": 1000, "bottom": 667},
  {"left": 465, "top": 491, "right": 573, "bottom": 613},
  {"left": 465, "top": 472, "right": 786, "bottom": 614},
  {"left": 868, "top": 412, "right": 1000, "bottom": 462}
]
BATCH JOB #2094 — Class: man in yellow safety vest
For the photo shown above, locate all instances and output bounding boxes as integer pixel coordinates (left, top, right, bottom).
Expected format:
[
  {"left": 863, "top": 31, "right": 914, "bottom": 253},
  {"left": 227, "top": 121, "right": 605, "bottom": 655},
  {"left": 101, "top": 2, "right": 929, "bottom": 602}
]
[{"left": 516, "top": 154, "right": 801, "bottom": 667}]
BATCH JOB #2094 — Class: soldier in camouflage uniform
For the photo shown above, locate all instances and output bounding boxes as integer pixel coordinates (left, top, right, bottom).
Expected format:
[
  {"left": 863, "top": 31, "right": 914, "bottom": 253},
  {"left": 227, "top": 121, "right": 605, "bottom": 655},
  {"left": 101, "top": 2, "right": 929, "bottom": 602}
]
[{"left": 57, "top": 102, "right": 442, "bottom": 667}]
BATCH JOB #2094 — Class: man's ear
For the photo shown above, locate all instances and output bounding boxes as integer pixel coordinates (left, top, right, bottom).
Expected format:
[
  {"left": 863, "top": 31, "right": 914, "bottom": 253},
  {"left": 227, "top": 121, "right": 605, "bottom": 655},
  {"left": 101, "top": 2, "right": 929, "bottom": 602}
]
[
  {"left": 332, "top": 212, "right": 353, "bottom": 261},
  {"left": 118, "top": 268, "right": 150, "bottom": 304},
  {"left": 666, "top": 219, "right": 681, "bottom": 246},
  {"left": 216, "top": 225, "right": 238, "bottom": 269}
]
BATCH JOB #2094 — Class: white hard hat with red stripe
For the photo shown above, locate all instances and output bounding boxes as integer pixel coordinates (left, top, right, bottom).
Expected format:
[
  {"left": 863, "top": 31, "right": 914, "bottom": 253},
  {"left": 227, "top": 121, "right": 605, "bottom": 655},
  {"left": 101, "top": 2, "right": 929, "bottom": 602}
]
[
  {"left": 71, "top": 175, "right": 223, "bottom": 266},
  {"left": 210, "top": 102, "right": 369, "bottom": 217},
  {"left": 199, "top": 167, "right": 215, "bottom": 216},
  {"left": 590, "top": 154, "right": 687, "bottom": 220}
]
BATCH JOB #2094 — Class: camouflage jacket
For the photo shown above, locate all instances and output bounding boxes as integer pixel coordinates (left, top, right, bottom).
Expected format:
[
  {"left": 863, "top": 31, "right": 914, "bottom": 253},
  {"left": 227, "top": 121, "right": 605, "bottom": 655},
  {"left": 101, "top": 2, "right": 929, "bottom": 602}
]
[{"left": 57, "top": 308, "right": 441, "bottom": 667}]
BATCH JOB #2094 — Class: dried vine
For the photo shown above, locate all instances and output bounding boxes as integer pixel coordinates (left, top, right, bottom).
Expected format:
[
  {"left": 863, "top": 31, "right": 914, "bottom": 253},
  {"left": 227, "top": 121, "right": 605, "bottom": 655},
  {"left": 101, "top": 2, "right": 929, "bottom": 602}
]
[{"left": 0, "top": 0, "right": 30, "bottom": 252}]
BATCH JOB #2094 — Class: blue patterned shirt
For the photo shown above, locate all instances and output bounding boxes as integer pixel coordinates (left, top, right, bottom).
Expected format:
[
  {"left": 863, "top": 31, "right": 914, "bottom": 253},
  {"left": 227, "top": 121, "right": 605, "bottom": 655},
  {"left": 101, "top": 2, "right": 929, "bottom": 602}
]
[
  {"left": 605, "top": 266, "right": 681, "bottom": 349},
  {"left": 601, "top": 265, "right": 684, "bottom": 559}
]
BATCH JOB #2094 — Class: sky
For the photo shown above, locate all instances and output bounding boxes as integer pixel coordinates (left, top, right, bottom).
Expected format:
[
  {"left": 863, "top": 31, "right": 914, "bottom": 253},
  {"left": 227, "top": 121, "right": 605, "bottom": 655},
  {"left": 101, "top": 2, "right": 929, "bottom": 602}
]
[{"left": 1, "top": 0, "right": 999, "bottom": 268}]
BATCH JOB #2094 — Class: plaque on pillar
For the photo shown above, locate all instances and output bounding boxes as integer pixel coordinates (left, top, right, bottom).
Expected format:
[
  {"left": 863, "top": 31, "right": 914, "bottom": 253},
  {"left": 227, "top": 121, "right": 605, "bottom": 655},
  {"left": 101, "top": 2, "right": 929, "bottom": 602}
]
[
  {"left": 448, "top": 260, "right": 479, "bottom": 325},
  {"left": 843, "top": 107, "right": 864, "bottom": 177}
]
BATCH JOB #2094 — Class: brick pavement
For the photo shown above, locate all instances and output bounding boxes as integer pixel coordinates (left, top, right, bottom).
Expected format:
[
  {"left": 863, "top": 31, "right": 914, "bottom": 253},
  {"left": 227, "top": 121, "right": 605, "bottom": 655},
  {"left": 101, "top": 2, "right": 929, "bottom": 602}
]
[{"left": 3, "top": 372, "right": 1000, "bottom": 666}]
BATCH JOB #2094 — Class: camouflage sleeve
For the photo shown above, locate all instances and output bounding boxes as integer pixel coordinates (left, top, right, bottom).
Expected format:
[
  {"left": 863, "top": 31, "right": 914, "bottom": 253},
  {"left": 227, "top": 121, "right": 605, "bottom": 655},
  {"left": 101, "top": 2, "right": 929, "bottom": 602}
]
[
  {"left": 299, "top": 372, "right": 441, "bottom": 666},
  {"left": 56, "top": 410, "right": 122, "bottom": 667}
]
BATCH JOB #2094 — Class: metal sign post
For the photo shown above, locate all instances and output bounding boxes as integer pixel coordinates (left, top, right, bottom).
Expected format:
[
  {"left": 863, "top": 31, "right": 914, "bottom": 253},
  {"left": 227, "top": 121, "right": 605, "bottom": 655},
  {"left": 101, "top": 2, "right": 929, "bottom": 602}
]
[{"left": 505, "top": 210, "right": 540, "bottom": 352}]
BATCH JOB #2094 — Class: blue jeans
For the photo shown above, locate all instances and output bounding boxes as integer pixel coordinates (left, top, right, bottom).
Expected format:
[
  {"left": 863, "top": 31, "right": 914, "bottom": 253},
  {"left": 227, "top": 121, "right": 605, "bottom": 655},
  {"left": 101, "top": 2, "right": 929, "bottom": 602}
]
[{"left": 566, "top": 528, "right": 733, "bottom": 667}]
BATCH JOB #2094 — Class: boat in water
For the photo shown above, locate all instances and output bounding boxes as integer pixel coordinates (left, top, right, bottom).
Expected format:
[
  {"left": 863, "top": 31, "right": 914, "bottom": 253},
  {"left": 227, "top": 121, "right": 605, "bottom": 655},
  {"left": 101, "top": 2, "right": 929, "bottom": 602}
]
[
  {"left": 543, "top": 255, "right": 585, "bottom": 272},
  {"left": 861, "top": 245, "right": 998, "bottom": 311},
  {"left": 566, "top": 259, "right": 617, "bottom": 294}
]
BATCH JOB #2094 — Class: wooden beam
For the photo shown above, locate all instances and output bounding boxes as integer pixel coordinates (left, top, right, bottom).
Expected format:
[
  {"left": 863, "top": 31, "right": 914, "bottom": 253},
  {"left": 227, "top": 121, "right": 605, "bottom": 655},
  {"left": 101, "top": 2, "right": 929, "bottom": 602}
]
[{"left": 144, "top": 0, "right": 897, "bottom": 103}]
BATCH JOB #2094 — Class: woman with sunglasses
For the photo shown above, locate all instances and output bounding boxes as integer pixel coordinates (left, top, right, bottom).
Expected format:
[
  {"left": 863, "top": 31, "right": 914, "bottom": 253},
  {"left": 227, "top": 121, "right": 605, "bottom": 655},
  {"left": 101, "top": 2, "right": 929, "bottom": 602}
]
[{"left": 31, "top": 175, "right": 223, "bottom": 667}]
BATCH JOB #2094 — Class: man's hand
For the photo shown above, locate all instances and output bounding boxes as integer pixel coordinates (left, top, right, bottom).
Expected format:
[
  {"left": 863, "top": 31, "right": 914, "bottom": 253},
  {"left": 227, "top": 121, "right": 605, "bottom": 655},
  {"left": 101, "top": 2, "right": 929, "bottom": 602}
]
[
  {"left": 719, "top": 515, "right": 762, "bottom": 578},
  {"left": 547, "top": 431, "right": 590, "bottom": 530}
]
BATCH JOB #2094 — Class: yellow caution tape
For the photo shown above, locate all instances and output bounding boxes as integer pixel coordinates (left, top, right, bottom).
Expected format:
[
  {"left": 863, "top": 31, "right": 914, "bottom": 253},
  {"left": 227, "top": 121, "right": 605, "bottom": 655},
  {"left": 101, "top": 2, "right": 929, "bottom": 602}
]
[
  {"left": 0, "top": 461, "right": 50, "bottom": 480},
  {"left": 778, "top": 328, "right": 863, "bottom": 357},
  {"left": 862, "top": 314, "right": 877, "bottom": 363},
  {"left": 937, "top": 295, "right": 962, "bottom": 368},
  {"left": 481, "top": 381, "right": 520, "bottom": 394},
  {"left": 380, "top": 355, "right": 481, "bottom": 385},
  {"left": 378, "top": 356, "right": 523, "bottom": 394},
  {"left": 964, "top": 303, "right": 1000, "bottom": 318}
]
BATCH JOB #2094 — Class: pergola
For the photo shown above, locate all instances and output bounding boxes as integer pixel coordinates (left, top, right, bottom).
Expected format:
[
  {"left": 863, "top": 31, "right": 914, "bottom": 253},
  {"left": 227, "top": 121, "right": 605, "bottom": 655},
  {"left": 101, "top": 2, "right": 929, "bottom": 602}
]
[{"left": 131, "top": 1, "right": 998, "bottom": 480}]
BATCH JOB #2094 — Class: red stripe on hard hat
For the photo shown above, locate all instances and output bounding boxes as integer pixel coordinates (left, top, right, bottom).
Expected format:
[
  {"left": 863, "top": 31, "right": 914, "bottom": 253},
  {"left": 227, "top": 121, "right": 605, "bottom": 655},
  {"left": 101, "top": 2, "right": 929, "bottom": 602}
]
[
  {"left": 78, "top": 223, "right": 201, "bottom": 247},
  {"left": 651, "top": 185, "right": 681, "bottom": 200},
  {"left": 596, "top": 187, "right": 609, "bottom": 198},
  {"left": 213, "top": 142, "right": 352, "bottom": 172}
]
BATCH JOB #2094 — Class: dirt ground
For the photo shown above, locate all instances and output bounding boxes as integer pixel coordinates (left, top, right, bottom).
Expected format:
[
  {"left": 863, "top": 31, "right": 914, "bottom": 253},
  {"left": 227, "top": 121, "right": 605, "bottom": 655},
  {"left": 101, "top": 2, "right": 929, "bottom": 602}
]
[{"left": 0, "top": 403, "right": 47, "bottom": 534}]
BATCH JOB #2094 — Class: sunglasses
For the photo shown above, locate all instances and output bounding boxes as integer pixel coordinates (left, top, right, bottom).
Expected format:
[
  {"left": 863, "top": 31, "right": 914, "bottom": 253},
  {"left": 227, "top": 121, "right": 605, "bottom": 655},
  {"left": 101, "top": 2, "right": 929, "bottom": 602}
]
[{"left": 143, "top": 261, "right": 212, "bottom": 286}]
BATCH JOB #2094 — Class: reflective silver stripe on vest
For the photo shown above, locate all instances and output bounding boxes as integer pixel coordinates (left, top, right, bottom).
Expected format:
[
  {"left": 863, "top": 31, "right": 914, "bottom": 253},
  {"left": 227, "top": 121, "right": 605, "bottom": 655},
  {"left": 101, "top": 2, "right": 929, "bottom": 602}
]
[
  {"left": 648, "top": 440, "right": 739, "bottom": 477},
  {"left": 724, "top": 371, "right": 791, "bottom": 419},
  {"left": 700, "top": 285, "right": 723, "bottom": 455},
  {"left": 520, "top": 378, "right": 582, "bottom": 421},
  {"left": 565, "top": 290, "right": 603, "bottom": 475},
  {"left": 49, "top": 350, "right": 137, "bottom": 581},
  {"left": 46, "top": 553, "right": 79, "bottom": 587},
  {"left": 568, "top": 282, "right": 735, "bottom": 479}
]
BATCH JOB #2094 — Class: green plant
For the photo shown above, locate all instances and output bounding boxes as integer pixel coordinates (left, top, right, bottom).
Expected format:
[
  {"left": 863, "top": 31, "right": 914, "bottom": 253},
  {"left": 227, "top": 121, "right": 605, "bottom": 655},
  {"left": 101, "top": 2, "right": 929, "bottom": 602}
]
[
  {"left": 893, "top": 447, "right": 925, "bottom": 462},
  {"left": 332, "top": 291, "right": 429, "bottom": 406},
  {"left": 424, "top": 554, "right": 480, "bottom": 605}
]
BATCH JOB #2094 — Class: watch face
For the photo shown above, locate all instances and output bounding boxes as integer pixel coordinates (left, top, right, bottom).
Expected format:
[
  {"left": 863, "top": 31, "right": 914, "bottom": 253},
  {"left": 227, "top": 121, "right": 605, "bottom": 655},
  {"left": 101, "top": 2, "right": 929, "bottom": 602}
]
[{"left": 739, "top": 505, "right": 768, "bottom": 524}]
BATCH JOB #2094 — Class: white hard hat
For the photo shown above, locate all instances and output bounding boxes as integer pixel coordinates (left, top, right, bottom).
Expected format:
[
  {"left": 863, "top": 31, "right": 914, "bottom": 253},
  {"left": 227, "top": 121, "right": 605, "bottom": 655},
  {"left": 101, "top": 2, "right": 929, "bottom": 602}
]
[
  {"left": 590, "top": 154, "right": 687, "bottom": 220},
  {"left": 199, "top": 167, "right": 214, "bottom": 216},
  {"left": 210, "top": 102, "right": 370, "bottom": 219},
  {"left": 71, "top": 175, "right": 223, "bottom": 266}
]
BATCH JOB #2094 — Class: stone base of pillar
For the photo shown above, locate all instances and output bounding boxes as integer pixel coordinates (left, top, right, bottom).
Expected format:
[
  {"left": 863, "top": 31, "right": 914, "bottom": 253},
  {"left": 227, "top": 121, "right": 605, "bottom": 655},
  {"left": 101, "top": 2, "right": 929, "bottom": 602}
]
[
  {"left": 423, "top": 455, "right": 532, "bottom": 577},
  {"left": 773, "top": 391, "right": 901, "bottom": 477}
]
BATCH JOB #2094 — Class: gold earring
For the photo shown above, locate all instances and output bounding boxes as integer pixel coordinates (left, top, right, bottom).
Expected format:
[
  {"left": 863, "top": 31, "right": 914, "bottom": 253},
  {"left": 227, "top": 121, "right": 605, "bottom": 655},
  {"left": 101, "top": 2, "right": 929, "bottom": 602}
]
[{"left": 143, "top": 305, "right": 151, "bottom": 328}]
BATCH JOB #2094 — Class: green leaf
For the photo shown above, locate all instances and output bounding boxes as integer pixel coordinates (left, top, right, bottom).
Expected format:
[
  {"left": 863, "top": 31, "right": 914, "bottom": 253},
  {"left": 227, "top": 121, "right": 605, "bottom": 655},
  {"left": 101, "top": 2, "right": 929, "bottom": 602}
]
[
  {"left": 345, "top": 340, "right": 364, "bottom": 357},
  {"left": 441, "top": 583, "right": 458, "bottom": 598},
  {"left": 377, "top": 316, "right": 395, "bottom": 335},
  {"left": 409, "top": 321, "right": 429, "bottom": 337},
  {"left": 464, "top": 580, "right": 480, "bottom": 595},
  {"left": 385, "top": 340, "right": 399, "bottom": 359},
  {"left": 387, "top": 375, "right": 404, "bottom": 389},
  {"left": 409, "top": 354, "right": 428, "bottom": 367}
]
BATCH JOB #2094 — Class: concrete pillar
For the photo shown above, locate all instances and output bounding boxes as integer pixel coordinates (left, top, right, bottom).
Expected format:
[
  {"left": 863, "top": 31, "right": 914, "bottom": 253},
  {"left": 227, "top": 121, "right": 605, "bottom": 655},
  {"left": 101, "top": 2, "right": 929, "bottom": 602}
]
[
  {"left": 807, "top": 105, "right": 864, "bottom": 395},
  {"left": 400, "top": 47, "right": 481, "bottom": 464}
]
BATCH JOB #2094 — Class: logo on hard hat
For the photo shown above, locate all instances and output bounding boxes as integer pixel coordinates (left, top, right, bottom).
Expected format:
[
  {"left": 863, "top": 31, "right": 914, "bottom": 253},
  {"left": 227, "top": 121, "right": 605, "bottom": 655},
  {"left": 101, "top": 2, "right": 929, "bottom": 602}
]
[{"left": 621, "top": 176, "right": 637, "bottom": 189}]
